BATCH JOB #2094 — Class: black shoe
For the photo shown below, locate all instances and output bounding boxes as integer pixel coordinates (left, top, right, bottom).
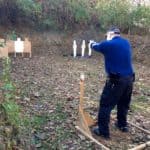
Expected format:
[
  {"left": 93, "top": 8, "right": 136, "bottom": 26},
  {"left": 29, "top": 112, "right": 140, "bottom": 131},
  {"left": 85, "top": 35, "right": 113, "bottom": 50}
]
[
  {"left": 92, "top": 127, "right": 110, "bottom": 139},
  {"left": 115, "top": 122, "right": 129, "bottom": 132}
]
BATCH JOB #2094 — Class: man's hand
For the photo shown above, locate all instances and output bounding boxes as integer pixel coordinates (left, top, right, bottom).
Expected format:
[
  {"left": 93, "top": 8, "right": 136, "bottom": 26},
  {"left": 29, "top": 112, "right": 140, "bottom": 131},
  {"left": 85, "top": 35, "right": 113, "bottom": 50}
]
[
  {"left": 89, "top": 40, "right": 96, "bottom": 44},
  {"left": 89, "top": 40, "right": 96, "bottom": 49}
]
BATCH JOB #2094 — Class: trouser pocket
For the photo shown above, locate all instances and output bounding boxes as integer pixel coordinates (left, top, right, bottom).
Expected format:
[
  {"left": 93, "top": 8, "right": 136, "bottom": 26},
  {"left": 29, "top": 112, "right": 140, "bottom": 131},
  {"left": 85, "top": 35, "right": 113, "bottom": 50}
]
[{"left": 100, "top": 79, "right": 124, "bottom": 107}]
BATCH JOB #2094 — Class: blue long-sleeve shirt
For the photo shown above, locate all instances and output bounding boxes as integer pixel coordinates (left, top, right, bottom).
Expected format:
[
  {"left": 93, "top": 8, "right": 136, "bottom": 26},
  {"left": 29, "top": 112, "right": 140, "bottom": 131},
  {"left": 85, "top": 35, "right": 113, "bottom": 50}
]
[{"left": 91, "top": 36, "right": 134, "bottom": 77}]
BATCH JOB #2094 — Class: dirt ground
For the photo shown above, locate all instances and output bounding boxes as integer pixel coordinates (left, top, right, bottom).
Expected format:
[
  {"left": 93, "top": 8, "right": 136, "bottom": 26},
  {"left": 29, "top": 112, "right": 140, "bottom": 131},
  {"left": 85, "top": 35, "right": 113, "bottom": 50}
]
[{"left": 0, "top": 30, "right": 150, "bottom": 149}]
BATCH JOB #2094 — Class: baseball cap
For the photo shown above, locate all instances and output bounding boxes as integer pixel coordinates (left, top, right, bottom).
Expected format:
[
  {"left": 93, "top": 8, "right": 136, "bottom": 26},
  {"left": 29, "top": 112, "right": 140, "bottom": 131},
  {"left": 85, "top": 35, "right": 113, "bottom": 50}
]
[{"left": 108, "top": 27, "right": 120, "bottom": 34}]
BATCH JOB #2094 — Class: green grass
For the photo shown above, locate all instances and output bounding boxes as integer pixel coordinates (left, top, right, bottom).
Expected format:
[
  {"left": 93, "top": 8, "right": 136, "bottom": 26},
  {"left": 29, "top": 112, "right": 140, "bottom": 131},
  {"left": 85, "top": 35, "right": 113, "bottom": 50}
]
[
  {"left": 131, "top": 101, "right": 150, "bottom": 113},
  {"left": 1, "top": 100, "right": 20, "bottom": 126},
  {"left": 50, "top": 103, "right": 68, "bottom": 122},
  {"left": 31, "top": 115, "right": 49, "bottom": 129}
]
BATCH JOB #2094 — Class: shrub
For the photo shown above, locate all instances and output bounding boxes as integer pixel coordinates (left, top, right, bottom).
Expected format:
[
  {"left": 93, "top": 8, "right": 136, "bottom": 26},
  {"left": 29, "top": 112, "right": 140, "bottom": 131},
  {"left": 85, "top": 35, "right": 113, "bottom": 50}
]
[
  {"left": 131, "top": 5, "right": 150, "bottom": 31},
  {"left": 38, "top": 0, "right": 92, "bottom": 30},
  {"left": 68, "top": 0, "right": 91, "bottom": 23},
  {"left": 0, "top": 0, "right": 41, "bottom": 25},
  {"left": 1, "top": 58, "right": 20, "bottom": 127},
  {"left": 95, "top": 0, "right": 133, "bottom": 31}
]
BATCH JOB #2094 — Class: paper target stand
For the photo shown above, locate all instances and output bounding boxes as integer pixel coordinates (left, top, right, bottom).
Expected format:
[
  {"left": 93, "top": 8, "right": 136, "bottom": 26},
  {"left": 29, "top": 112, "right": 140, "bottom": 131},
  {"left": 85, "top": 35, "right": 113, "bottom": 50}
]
[{"left": 0, "top": 37, "right": 31, "bottom": 58}]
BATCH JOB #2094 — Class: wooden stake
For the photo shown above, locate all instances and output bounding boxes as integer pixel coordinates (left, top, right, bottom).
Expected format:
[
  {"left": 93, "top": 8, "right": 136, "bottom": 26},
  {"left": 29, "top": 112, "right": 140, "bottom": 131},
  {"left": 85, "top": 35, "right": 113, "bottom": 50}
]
[
  {"left": 78, "top": 77, "right": 92, "bottom": 136},
  {"left": 80, "top": 79, "right": 84, "bottom": 108},
  {"left": 76, "top": 73, "right": 102, "bottom": 148},
  {"left": 78, "top": 105, "right": 92, "bottom": 136}
]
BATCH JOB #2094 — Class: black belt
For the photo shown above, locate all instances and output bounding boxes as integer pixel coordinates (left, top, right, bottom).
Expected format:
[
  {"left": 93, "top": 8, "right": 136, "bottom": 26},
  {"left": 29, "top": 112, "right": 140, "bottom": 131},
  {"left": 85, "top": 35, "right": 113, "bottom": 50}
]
[{"left": 107, "top": 73, "right": 135, "bottom": 81}]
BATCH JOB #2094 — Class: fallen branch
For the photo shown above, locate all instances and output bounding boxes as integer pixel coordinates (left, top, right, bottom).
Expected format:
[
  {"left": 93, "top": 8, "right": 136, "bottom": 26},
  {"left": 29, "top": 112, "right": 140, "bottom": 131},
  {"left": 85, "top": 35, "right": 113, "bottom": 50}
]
[
  {"left": 128, "top": 122, "right": 150, "bottom": 135},
  {"left": 76, "top": 126, "right": 110, "bottom": 150},
  {"left": 128, "top": 141, "right": 150, "bottom": 150},
  {"left": 111, "top": 117, "right": 150, "bottom": 135}
]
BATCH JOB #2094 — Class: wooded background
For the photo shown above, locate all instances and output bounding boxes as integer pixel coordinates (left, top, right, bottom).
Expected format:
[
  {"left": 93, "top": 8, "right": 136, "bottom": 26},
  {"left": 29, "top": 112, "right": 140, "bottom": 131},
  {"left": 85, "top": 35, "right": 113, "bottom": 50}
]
[{"left": 0, "top": 0, "right": 149, "bottom": 33}]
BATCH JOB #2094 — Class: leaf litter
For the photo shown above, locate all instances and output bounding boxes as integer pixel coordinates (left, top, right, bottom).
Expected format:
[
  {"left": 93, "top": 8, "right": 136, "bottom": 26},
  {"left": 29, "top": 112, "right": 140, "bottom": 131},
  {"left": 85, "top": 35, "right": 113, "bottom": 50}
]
[{"left": 0, "top": 46, "right": 150, "bottom": 149}]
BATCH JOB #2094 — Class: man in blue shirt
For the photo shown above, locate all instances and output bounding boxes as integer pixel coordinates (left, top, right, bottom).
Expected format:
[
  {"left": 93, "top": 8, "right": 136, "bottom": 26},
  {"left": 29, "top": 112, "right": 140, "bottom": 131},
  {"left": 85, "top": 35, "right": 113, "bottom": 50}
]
[{"left": 91, "top": 27, "right": 135, "bottom": 139}]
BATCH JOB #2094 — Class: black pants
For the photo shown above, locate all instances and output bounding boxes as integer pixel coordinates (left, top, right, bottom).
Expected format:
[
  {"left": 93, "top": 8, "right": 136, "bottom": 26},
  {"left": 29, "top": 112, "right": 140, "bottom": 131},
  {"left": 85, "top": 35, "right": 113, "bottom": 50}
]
[{"left": 98, "top": 76, "right": 134, "bottom": 136}]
